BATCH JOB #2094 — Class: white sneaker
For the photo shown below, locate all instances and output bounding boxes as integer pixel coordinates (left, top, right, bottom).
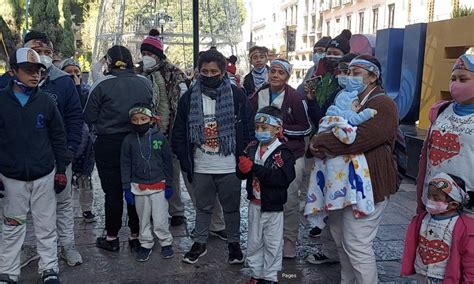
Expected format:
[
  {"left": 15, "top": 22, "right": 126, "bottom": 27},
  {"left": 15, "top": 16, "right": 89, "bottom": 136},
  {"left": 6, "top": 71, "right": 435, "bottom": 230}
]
[{"left": 60, "top": 244, "right": 83, "bottom": 267}]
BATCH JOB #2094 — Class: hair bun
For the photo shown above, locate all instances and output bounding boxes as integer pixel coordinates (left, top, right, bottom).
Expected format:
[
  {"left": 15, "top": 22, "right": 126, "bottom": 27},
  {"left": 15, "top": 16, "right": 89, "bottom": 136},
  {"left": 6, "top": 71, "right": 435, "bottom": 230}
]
[{"left": 149, "top": 29, "right": 161, "bottom": 37}]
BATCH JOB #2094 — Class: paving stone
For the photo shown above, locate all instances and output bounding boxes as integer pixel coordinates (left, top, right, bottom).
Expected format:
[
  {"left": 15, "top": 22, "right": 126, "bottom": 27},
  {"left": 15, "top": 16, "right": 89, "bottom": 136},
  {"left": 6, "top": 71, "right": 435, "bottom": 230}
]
[{"left": 9, "top": 173, "right": 422, "bottom": 283}]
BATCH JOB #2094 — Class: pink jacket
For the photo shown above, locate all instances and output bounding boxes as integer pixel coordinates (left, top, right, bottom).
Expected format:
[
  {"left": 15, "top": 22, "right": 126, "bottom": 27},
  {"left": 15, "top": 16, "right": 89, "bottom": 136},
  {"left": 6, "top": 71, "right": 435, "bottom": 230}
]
[
  {"left": 416, "top": 100, "right": 452, "bottom": 213},
  {"left": 401, "top": 211, "right": 474, "bottom": 283}
]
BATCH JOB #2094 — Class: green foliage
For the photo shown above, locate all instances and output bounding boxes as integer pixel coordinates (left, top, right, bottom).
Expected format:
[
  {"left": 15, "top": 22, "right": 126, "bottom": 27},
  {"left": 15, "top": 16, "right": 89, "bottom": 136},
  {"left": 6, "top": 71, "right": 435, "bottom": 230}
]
[
  {"left": 31, "top": 0, "right": 63, "bottom": 49},
  {"left": 451, "top": 5, "right": 474, "bottom": 18},
  {"left": 0, "top": 16, "right": 20, "bottom": 61},
  {"left": 61, "top": 0, "right": 76, "bottom": 56}
]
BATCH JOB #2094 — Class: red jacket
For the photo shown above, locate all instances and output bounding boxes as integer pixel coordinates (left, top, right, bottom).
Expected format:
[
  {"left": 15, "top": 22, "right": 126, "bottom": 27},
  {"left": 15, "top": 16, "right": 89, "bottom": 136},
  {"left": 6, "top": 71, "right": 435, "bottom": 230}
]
[
  {"left": 249, "top": 84, "right": 311, "bottom": 159},
  {"left": 401, "top": 211, "right": 474, "bottom": 283}
]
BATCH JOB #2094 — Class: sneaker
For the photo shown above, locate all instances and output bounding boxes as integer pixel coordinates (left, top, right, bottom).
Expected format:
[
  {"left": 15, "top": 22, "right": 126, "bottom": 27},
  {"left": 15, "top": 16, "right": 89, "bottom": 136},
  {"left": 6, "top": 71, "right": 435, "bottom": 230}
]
[
  {"left": 96, "top": 237, "right": 119, "bottom": 252},
  {"left": 283, "top": 239, "right": 297, "bottom": 259},
  {"left": 60, "top": 244, "right": 83, "bottom": 267},
  {"left": 306, "top": 252, "right": 339, "bottom": 265},
  {"left": 136, "top": 246, "right": 152, "bottom": 262},
  {"left": 41, "top": 269, "right": 60, "bottom": 284},
  {"left": 228, "top": 242, "right": 244, "bottom": 264},
  {"left": 161, "top": 245, "right": 174, "bottom": 259},
  {"left": 82, "top": 211, "right": 96, "bottom": 223},
  {"left": 0, "top": 274, "right": 17, "bottom": 284},
  {"left": 209, "top": 229, "right": 228, "bottom": 241},
  {"left": 129, "top": 238, "right": 141, "bottom": 252},
  {"left": 182, "top": 242, "right": 207, "bottom": 264},
  {"left": 170, "top": 216, "right": 186, "bottom": 226},
  {"left": 20, "top": 245, "right": 39, "bottom": 268},
  {"left": 309, "top": 226, "right": 323, "bottom": 238}
]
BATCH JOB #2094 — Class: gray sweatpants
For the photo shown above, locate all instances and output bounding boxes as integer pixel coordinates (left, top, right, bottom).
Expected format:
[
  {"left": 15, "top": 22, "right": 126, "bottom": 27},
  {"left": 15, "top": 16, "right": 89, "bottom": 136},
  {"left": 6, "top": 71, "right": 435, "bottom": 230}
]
[
  {"left": 168, "top": 155, "right": 185, "bottom": 217},
  {"left": 0, "top": 170, "right": 58, "bottom": 280},
  {"left": 283, "top": 157, "right": 305, "bottom": 242},
  {"left": 75, "top": 174, "right": 94, "bottom": 213},
  {"left": 56, "top": 164, "right": 76, "bottom": 246},
  {"left": 247, "top": 202, "right": 283, "bottom": 282},
  {"left": 184, "top": 173, "right": 226, "bottom": 232},
  {"left": 192, "top": 173, "right": 241, "bottom": 244}
]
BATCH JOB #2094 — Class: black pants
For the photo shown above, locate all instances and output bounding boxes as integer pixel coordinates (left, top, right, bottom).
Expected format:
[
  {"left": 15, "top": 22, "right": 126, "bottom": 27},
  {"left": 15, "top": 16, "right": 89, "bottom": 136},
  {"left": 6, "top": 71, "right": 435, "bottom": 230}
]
[{"left": 94, "top": 134, "right": 139, "bottom": 237}]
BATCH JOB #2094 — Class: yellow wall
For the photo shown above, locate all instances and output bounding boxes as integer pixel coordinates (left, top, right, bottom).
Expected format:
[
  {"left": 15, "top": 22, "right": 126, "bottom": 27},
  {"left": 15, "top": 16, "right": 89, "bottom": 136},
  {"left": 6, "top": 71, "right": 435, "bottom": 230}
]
[{"left": 419, "top": 15, "right": 474, "bottom": 129}]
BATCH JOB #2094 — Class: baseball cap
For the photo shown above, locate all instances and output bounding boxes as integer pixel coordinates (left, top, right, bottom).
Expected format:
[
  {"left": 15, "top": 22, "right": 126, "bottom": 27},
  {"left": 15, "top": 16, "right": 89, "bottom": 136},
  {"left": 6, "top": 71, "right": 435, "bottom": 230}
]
[{"left": 9, "top": 48, "right": 47, "bottom": 69}]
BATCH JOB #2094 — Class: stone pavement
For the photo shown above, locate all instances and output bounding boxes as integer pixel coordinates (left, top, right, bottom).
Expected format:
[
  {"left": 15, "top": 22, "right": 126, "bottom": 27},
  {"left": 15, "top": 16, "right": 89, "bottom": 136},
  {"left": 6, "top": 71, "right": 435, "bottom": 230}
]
[{"left": 4, "top": 174, "right": 419, "bottom": 283}]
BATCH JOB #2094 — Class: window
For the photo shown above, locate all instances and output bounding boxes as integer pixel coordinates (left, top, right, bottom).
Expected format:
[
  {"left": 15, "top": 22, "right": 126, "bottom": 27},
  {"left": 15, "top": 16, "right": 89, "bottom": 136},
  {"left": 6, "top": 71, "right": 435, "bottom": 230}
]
[
  {"left": 372, "top": 8, "right": 379, "bottom": 33},
  {"left": 346, "top": 14, "right": 352, "bottom": 30},
  {"left": 388, "top": 4, "right": 395, "bottom": 28},
  {"left": 273, "top": 13, "right": 276, "bottom": 22},
  {"left": 359, "top": 11, "right": 364, "bottom": 33},
  {"left": 326, "top": 20, "right": 331, "bottom": 35},
  {"left": 336, "top": 18, "right": 340, "bottom": 34}
]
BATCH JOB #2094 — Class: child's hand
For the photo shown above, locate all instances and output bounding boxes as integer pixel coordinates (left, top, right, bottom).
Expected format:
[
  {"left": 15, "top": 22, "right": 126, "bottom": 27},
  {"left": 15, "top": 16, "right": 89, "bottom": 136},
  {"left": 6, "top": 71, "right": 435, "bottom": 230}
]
[
  {"left": 238, "top": 156, "right": 253, "bottom": 174},
  {"left": 124, "top": 188, "right": 135, "bottom": 205},
  {"left": 165, "top": 186, "right": 173, "bottom": 200},
  {"left": 54, "top": 174, "right": 68, "bottom": 194}
]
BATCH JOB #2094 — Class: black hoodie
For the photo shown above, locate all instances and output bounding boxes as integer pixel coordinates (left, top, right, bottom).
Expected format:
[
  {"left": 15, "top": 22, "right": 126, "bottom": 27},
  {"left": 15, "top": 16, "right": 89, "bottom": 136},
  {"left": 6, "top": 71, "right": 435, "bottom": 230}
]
[{"left": 0, "top": 83, "right": 68, "bottom": 181}]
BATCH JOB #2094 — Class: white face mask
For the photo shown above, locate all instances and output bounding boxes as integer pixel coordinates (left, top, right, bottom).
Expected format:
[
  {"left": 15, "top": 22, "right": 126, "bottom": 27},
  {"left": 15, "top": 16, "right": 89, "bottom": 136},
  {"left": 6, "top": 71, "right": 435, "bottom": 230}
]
[
  {"left": 142, "top": 55, "right": 158, "bottom": 71},
  {"left": 39, "top": 55, "right": 53, "bottom": 69}
]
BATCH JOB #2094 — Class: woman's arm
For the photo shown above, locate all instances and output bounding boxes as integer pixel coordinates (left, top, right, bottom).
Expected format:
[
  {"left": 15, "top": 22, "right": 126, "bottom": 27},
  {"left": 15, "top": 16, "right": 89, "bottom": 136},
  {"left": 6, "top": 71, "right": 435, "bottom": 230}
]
[{"left": 310, "top": 96, "right": 398, "bottom": 156}]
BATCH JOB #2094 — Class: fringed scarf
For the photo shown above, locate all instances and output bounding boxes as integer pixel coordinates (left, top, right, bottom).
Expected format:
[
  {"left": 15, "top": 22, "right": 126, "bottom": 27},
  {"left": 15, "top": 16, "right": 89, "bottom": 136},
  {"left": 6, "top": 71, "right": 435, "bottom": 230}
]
[{"left": 188, "top": 74, "right": 236, "bottom": 156}]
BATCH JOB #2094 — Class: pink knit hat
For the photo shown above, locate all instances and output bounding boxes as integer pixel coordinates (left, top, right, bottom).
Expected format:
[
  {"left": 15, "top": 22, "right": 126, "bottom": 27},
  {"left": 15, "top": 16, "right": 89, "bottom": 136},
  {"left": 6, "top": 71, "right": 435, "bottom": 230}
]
[{"left": 141, "top": 29, "right": 166, "bottom": 59}]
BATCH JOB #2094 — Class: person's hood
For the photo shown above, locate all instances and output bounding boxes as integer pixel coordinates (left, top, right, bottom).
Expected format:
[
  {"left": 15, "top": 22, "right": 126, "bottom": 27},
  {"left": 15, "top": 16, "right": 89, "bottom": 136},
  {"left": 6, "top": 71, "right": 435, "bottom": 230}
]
[{"left": 47, "top": 64, "right": 70, "bottom": 81}]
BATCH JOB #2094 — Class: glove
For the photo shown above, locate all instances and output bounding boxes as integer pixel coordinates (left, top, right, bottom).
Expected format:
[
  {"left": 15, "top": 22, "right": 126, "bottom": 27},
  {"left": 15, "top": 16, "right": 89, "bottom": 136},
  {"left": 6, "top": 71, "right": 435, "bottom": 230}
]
[
  {"left": 54, "top": 174, "right": 68, "bottom": 194},
  {"left": 124, "top": 188, "right": 135, "bottom": 206},
  {"left": 0, "top": 179, "right": 4, "bottom": 198},
  {"left": 164, "top": 186, "right": 173, "bottom": 200},
  {"left": 238, "top": 156, "right": 253, "bottom": 174}
]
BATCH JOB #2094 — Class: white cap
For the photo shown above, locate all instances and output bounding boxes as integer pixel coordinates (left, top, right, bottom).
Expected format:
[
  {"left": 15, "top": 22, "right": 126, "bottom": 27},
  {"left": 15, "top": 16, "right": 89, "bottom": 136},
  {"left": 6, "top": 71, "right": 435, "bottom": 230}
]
[{"left": 10, "top": 47, "right": 46, "bottom": 69}]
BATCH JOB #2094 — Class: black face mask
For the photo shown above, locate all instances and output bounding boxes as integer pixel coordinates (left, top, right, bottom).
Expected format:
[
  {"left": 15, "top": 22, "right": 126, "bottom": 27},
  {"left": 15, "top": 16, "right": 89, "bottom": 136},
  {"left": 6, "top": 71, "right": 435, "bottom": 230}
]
[
  {"left": 325, "top": 56, "right": 342, "bottom": 72},
  {"left": 132, "top": 123, "right": 151, "bottom": 135},
  {"left": 201, "top": 74, "right": 223, "bottom": 89}
]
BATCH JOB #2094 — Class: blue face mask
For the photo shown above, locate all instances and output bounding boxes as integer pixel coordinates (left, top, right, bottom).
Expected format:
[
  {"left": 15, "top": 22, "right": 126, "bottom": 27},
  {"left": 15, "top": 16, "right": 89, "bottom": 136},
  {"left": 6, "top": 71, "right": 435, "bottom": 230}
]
[
  {"left": 337, "top": 75, "right": 349, "bottom": 89},
  {"left": 345, "top": 76, "right": 368, "bottom": 94},
  {"left": 13, "top": 77, "right": 36, "bottom": 96},
  {"left": 312, "top": 52, "right": 325, "bottom": 65},
  {"left": 255, "top": 131, "right": 273, "bottom": 143}
]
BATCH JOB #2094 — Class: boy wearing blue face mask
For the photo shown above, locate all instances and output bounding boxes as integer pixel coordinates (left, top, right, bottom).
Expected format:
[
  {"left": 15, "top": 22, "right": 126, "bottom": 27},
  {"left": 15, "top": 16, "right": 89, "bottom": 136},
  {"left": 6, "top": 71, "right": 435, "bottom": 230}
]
[
  {"left": 121, "top": 103, "right": 174, "bottom": 262},
  {"left": 237, "top": 106, "right": 296, "bottom": 284}
]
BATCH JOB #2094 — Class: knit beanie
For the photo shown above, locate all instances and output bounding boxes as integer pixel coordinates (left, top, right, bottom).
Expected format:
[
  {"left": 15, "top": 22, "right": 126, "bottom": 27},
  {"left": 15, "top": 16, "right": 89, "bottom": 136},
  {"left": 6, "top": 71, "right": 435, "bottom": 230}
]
[
  {"left": 326, "top": 29, "right": 352, "bottom": 54},
  {"left": 141, "top": 29, "right": 166, "bottom": 60},
  {"left": 314, "top": 36, "right": 332, "bottom": 49}
]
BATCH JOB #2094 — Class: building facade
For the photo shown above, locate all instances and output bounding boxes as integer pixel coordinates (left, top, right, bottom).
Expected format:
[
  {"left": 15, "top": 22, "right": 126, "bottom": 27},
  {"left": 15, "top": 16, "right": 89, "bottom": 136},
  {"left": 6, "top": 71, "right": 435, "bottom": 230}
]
[{"left": 247, "top": 0, "right": 473, "bottom": 87}]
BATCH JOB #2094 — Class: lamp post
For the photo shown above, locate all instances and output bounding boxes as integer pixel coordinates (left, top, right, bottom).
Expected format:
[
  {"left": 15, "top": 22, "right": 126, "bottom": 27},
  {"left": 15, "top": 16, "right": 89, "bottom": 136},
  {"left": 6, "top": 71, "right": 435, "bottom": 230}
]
[{"left": 159, "top": 18, "right": 166, "bottom": 40}]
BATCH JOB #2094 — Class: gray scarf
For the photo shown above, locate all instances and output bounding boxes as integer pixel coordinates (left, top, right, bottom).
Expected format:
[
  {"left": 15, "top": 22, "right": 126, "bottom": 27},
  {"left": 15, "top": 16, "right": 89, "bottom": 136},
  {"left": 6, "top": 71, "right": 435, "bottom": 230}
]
[{"left": 188, "top": 74, "right": 236, "bottom": 156}]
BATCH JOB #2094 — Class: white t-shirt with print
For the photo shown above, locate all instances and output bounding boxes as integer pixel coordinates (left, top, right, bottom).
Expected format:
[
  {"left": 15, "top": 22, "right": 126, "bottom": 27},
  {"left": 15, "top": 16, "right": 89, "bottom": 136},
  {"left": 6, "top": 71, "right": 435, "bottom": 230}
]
[
  {"left": 415, "top": 214, "right": 459, "bottom": 280},
  {"left": 194, "top": 94, "right": 236, "bottom": 174},
  {"left": 423, "top": 105, "right": 474, "bottom": 204}
]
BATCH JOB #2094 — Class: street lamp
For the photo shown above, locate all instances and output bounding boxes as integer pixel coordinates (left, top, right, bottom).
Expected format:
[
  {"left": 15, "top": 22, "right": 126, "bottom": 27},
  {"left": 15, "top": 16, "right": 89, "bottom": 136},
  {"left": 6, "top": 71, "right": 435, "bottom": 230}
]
[{"left": 159, "top": 18, "right": 166, "bottom": 40}]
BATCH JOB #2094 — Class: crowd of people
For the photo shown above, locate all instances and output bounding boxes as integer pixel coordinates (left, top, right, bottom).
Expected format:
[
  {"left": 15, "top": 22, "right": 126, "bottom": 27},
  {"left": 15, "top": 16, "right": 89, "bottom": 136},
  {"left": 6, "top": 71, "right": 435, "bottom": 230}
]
[{"left": 0, "top": 26, "right": 473, "bottom": 284}]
